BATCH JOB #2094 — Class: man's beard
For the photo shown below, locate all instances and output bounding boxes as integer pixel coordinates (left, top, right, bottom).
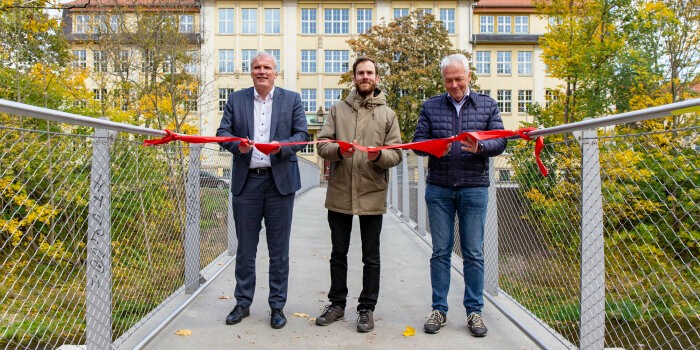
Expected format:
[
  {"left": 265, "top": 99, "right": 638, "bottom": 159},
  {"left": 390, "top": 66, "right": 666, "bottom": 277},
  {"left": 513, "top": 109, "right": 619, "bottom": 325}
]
[{"left": 356, "top": 81, "right": 377, "bottom": 96}]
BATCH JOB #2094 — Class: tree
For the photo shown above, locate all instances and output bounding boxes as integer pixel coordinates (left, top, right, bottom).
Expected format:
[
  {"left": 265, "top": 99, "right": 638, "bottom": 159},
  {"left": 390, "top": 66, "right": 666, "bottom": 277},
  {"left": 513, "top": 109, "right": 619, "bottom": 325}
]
[{"left": 342, "top": 10, "right": 469, "bottom": 140}]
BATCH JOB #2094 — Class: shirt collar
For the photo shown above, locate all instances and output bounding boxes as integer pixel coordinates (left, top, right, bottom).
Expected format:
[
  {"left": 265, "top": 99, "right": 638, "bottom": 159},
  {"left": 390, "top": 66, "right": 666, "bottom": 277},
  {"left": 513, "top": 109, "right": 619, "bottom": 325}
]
[
  {"left": 254, "top": 86, "right": 275, "bottom": 101},
  {"left": 447, "top": 87, "right": 471, "bottom": 104}
]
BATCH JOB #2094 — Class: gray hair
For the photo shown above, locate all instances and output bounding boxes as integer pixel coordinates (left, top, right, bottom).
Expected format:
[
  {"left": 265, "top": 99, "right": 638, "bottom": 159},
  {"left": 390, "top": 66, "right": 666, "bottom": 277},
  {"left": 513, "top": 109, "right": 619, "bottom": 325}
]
[
  {"left": 251, "top": 51, "right": 278, "bottom": 71},
  {"left": 439, "top": 54, "right": 470, "bottom": 77}
]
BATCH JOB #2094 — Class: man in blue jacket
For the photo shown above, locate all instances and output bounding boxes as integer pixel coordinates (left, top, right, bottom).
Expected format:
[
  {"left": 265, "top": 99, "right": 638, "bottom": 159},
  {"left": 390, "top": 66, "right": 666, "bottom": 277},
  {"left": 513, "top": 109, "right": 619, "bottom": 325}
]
[{"left": 412, "top": 53, "right": 506, "bottom": 337}]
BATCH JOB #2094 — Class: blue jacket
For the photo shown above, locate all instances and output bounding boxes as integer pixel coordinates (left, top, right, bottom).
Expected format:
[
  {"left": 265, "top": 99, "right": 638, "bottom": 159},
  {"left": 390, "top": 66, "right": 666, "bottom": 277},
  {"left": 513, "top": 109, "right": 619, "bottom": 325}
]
[
  {"left": 216, "top": 87, "right": 309, "bottom": 196},
  {"left": 412, "top": 92, "right": 506, "bottom": 187}
]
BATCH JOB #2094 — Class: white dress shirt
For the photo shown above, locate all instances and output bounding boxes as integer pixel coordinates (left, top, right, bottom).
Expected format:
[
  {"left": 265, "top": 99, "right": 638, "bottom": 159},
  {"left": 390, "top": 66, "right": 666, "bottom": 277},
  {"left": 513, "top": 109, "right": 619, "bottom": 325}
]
[{"left": 250, "top": 86, "right": 275, "bottom": 169}]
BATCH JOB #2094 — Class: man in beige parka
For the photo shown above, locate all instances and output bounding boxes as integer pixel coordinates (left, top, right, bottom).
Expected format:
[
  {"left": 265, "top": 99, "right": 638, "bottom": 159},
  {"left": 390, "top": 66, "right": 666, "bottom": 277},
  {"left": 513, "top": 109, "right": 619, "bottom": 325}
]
[{"left": 315, "top": 57, "right": 402, "bottom": 333}]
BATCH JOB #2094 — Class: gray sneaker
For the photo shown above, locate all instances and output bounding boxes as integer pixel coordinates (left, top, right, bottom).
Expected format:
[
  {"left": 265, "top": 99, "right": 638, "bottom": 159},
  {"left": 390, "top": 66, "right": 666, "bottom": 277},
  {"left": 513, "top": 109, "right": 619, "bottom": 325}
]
[
  {"left": 424, "top": 310, "right": 447, "bottom": 334},
  {"left": 467, "top": 312, "right": 488, "bottom": 337},
  {"left": 356, "top": 310, "right": 374, "bottom": 333},
  {"left": 316, "top": 305, "right": 344, "bottom": 326}
]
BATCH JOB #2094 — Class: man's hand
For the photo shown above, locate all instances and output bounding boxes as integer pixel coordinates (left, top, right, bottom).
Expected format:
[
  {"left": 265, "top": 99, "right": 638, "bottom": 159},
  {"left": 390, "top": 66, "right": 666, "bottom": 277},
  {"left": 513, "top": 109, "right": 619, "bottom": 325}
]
[
  {"left": 268, "top": 140, "right": 281, "bottom": 154},
  {"left": 239, "top": 139, "right": 254, "bottom": 153},
  {"left": 442, "top": 142, "right": 452, "bottom": 157},
  {"left": 340, "top": 140, "right": 356, "bottom": 158},
  {"left": 367, "top": 147, "right": 381, "bottom": 161},
  {"left": 461, "top": 137, "right": 479, "bottom": 154}
]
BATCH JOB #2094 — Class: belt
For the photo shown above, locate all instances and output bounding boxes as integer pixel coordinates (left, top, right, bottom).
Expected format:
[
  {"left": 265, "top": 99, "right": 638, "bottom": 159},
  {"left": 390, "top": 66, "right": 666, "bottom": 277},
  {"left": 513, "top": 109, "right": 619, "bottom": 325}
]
[{"left": 249, "top": 167, "right": 271, "bottom": 175}]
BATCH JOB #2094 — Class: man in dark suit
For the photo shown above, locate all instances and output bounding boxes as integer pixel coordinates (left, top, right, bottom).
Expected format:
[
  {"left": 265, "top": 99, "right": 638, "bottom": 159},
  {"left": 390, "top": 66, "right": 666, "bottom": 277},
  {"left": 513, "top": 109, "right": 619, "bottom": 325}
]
[{"left": 216, "top": 52, "right": 308, "bottom": 329}]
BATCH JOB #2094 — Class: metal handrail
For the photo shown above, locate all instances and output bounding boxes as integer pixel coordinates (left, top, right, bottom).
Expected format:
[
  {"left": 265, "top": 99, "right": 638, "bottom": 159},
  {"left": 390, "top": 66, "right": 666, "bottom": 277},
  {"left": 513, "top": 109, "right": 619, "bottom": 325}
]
[
  {"left": 0, "top": 98, "right": 166, "bottom": 137},
  {"left": 526, "top": 98, "right": 700, "bottom": 138}
]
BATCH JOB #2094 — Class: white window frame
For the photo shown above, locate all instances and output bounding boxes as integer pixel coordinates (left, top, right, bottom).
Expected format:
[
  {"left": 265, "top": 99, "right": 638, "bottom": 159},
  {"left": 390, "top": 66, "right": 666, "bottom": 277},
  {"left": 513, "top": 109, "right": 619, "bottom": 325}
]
[
  {"left": 265, "top": 8, "right": 280, "bottom": 34},
  {"left": 324, "top": 89, "right": 343, "bottom": 111},
  {"left": 74, "top": 15, "right": 90, "bottom": 34},
  {"left": 241, "top": 49, "right": 256, "bottom": 73},
  {"left": 324, "top": 9, "right": 349, "bottom": 34},
  {"left": 324, "top": 50, "right": 349, "bottom": 73},
  {"left": 219, "top": 8, "right": 234, "bottom": 34},
  {"left": 475, "top": 51, "right": 491, "bottom": 75},
  {"left": 301, "top": 89, "right": 317, "bottom": 112},
  {"left": 301, "top": 50, "right": 316, "bottom": 73},
  {"left": 219, "top": 49, "right": 234, "bottom": 73},
  {"left": 242, "top": 8, "right": 257, "bottom": 34},
  {"left": 497, "top": 90, "right": 512, "bottom": 113},
  {"left": 356, "top": 8, "right": 372, "bottom": 34},
  {"left": 93, "top": 50, "right": 107, "bottom": 72},
  {"left": 518, "top": 51, "right": 533, "bottom": 75},
  {"left": 184, "top": 51, "right": 198, "bottom": 74},
  {"left": 497, "top": 51, "right": 511, "bottom": 75},
  {"left": 515, "top": 16, "right": 529, "bottom": 34},
  {"left": 115, "top": 50, "right": 129, "bottom": 73},
  {"left": 480, "top": 15, "right": 494, "bottom": 33},
  {"left": 439, "top": 8, "right": 455, "bottom": 34},
  {"left": 301, "top": 8, "right": 317, "bottom": 34},
  {"left": 497, "top": 16, "right": 511, "bottom": 33},
  {"left": 219, "top": 88, "right": 234, "bottom": 112},
  {"left": 393, "top": 8, "right": 409, "bottom": 19},
  {"left": 265, "top": 49, "right": 281, "bottom": 70},
  {"left": 518, "top": 90, "right": 533, "bottom": 113},
  {"left": 179, "top": 15, "right": 194, "bottom": 33}
]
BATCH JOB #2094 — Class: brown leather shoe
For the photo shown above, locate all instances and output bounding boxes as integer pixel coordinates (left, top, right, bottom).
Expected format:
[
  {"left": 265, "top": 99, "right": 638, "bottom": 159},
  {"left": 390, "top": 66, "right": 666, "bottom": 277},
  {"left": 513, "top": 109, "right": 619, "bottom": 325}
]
[
  {"left": 356, "top": 310, "right": 374, "bottom": 333},
  {"left": 315, "top": 305, "right": 344, "bottom": 326}
]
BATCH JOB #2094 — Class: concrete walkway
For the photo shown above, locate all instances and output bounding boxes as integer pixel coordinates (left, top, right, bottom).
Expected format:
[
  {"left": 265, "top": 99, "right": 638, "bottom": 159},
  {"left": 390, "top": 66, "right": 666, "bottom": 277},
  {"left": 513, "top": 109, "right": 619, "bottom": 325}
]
[{"left": 144, "top": 187, "right": 539, "bottom": 349}]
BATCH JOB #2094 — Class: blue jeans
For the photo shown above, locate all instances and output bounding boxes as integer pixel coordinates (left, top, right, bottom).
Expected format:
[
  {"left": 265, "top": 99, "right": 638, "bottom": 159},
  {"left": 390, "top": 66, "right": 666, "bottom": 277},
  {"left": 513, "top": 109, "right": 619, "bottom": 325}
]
[{"left": 425, "top": 183, "right": 488, "bottom": 315}]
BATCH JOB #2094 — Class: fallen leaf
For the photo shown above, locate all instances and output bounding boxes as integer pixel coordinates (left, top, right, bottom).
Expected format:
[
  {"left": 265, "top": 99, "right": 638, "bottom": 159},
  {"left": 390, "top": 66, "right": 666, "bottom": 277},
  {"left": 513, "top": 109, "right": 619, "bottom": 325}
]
[
  {"left": 402, "top": 326, "right": 415, "bottom": 337},
  {"left": 218, "top": 295, "right": 231, "bottom": 299},
  {"left": 309, "top": 318, "right": 316, "bottom": 322},
  {"left": 237, "top": 335, "right": 241, "bottom": 339},
  {"left": 293, "top": 312, "right": 309, "bottom": 318},
  {"left": 175, "top": 329, "right": 192, "bottom": 336}
]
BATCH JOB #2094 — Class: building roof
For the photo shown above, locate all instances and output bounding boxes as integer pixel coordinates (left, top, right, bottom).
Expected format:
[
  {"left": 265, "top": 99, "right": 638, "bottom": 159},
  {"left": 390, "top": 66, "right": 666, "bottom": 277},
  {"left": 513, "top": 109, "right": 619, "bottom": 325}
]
[{"left": 473, "top": 0, "right": 535, "bottom": 13}]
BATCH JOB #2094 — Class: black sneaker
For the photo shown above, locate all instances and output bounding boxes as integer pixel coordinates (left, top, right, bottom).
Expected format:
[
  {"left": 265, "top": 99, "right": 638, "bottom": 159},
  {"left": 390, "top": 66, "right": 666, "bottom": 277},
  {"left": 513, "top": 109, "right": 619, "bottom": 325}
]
[
  {"left": 356, "top": 310, "right": 374, "bottom": 333},
  {"left": 316, "top": 305, "right": 344, "bottom": 326},
  {"left": 424, "top": 310, "right": 447, "bottom": 334},
  {"left": 467, "top": 312, "right": 488, "bottom": 337}
]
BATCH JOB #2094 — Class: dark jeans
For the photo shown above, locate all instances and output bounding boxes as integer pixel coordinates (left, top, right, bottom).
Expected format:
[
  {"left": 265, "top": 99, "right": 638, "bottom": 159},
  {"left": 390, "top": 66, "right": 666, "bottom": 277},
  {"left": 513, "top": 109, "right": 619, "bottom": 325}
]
[{"left": 327, "top": 210, "right": 382, "bottom": 311}]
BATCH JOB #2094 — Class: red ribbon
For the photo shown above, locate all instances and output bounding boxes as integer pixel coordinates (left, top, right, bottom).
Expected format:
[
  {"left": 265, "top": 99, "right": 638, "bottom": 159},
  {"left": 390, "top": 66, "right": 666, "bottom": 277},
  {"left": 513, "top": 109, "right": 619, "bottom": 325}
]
[{"left": 144, "top": 128, "right": 548, "bottom": 176}]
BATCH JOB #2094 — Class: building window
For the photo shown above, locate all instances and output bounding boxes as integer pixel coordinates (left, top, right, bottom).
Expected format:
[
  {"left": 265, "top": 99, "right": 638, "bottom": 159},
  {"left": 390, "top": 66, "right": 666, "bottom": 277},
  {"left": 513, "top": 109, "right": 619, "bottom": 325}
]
[
  {"left": 418, "top": 8, "right": 433, "bottom": 16},
  {"left": 265, "top": 49, "right": 280, "bottom": 69},
  {"left": 475, "top": 51, "right": 490, "bottom": 75},
  {"left": 300, "top": 135, "right": 315, "bottom": 154},
  {"left": 75, "top": 15, "right": 89, "bottom": 34},
  {"left": 477, "top": 90, "right": 491, "bottom": 96},
  {"left": 497, "top": 16, "right": 511, "bottom": 33},
  {"left": 301, "top": 89, "right": 317, "bottom": 112},
  {"left": 93, "top": 50, "right": 107, "bottom": 72},
  {"left": 518, "top": 90, "right": 533, "bottom": 113},
  {"left": 265, "top": 8, "right": 280, "bottom": 34},
  {"left": 241, "top": 49, "right": 256, "bottom": 73},
  {"left": 499, "top": 169, "right": 512, "bottom": 182},
  {"left": 242, "top": 8, "right": 257, "bottom": 34},
  {"left": 301, "top": 8, "right": 317, "bottom": 34},
  {"left": 92, "top": 88, "right": 107, "bottom": 101},
  {"left": 179, "top": 15, "right": 194, "bottom": 33},
  {"left": 301, "top": 50, "right": 316, "bottom": 73},
  {"left": 110, "top": 15, "right": 122, "bottom": 33},
  {"left": 162, "top": 55, "right": 174, "bottom": 74},
  {"left": 141, "top": 50, "right": 154, "bottom": 72},
  {"left": 546, "top": 89, "right": 559, "bottom": 107},
  {"left": 219, "top": 49, "right": 234, "bottom": 73},
  {"left": 324, "top": 9, "right": 349, "bottom": 34},
  {"left": 94, "top": 15, "right": 108, "bottom": 33},
  {"left": 518, "top": 51, "right": 533, "bottom": 75},
  {"left": 184, "top": 89, "right": 197, "bottom": 111},
  {"left": 357, "top": 8, "right": 372, "bottom": 34},
  {"left": 439, "top": 9, "right": 455, "bottom": 34},
  {"left": 515, "top": 16, "right": 529, "bottom": 33},
  {"left": 497, "top": 51, "right": 511, "bottom": 75},
  {"left": 219, "top": 8, "right": 234, "bottom": 34},
  {"left": 184, "top": 51, "right": 198, "bottom": 74},
  {"left": 115, "top": 50, "right": 129, "bottom": 73},
  {"left": 324, "top": 89, "right": 343, "bottom": 110},
  {"left": 480, "top": 15, "right": 494, "bottom": 33},
  {"left": 393, "top": 8, "right": 409, "bottom": 19},
  {"left": 219, "top": 88, "right": 234, "bottom": 112},
  {"left": 497, "top": 90, "right": 512, "bottom": 113},
  {"left": 324, "top": 50, "right": 349, "bottom": 73}
]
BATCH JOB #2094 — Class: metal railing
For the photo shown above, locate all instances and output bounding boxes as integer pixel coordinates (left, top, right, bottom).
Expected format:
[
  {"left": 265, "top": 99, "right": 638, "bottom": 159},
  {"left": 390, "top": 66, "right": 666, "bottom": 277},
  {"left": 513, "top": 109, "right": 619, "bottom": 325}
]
[
  {"left": 0, "top": 99, "right": 319, "bottom": 350},
  {"left": 389, "top": 99, "right": 700, "bottom": 349}
]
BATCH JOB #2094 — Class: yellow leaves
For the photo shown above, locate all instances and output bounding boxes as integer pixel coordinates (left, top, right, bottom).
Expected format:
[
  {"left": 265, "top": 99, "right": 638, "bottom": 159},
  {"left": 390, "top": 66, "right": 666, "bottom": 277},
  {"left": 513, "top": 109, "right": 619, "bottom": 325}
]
[
  {"left": 38, "top": 240, "right": 73, "bottom": 261},
  {"left": 292, "top": 312, "right": 309, "bottom": 318},
  {"left": 0, "top": 218, "right": 23, "bottom": 247},
  {"left": 402, "top": 326, "right": 416, "bottom": 337},
  {"left": 174, "top": 329, "right": 192, "bottom": 336}
]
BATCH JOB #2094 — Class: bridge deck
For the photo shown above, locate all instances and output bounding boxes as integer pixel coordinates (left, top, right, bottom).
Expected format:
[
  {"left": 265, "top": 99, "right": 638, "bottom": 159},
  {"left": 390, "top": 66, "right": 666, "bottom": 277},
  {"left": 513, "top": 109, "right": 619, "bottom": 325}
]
[{"left": 134, "top": 187, "right": 539, "bottom": 349}]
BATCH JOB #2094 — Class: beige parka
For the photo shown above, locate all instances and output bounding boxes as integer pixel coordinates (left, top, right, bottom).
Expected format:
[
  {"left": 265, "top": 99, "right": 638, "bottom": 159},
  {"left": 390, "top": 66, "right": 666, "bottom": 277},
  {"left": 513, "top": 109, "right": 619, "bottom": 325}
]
[{"left": 317, "top": 89, "right": 402, "bottom": 215}]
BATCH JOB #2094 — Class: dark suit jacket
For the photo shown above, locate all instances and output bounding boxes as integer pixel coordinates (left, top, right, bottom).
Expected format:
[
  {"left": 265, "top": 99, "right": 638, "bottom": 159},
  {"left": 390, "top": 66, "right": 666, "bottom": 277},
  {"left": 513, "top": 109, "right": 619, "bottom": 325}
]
[{"left": 216, "top": 86, "right": 309, "bottom": 196}]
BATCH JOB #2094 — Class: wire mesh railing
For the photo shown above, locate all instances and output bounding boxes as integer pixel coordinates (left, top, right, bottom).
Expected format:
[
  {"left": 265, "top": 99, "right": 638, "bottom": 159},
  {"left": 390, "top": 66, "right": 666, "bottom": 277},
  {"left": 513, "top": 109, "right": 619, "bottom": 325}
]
[{"left": 389, "top": 107, "right": 699, "bottom": 349}]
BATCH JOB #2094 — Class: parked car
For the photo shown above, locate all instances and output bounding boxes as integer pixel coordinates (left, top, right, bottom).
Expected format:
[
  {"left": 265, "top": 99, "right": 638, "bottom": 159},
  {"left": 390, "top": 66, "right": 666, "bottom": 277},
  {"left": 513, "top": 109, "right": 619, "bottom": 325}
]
[{"left": 200, "top": 171, "right": 230, "bottom": 189}]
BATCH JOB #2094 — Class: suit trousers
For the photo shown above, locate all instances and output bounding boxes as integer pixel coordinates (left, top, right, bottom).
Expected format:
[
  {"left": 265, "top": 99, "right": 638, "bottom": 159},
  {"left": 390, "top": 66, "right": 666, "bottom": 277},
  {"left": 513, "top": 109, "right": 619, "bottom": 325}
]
[
  {"left": 327, "top": 210, "right": 382, "bottom": 311},
  {"left": 232, "top": 172, "right": 295, "bottom": 309}
]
